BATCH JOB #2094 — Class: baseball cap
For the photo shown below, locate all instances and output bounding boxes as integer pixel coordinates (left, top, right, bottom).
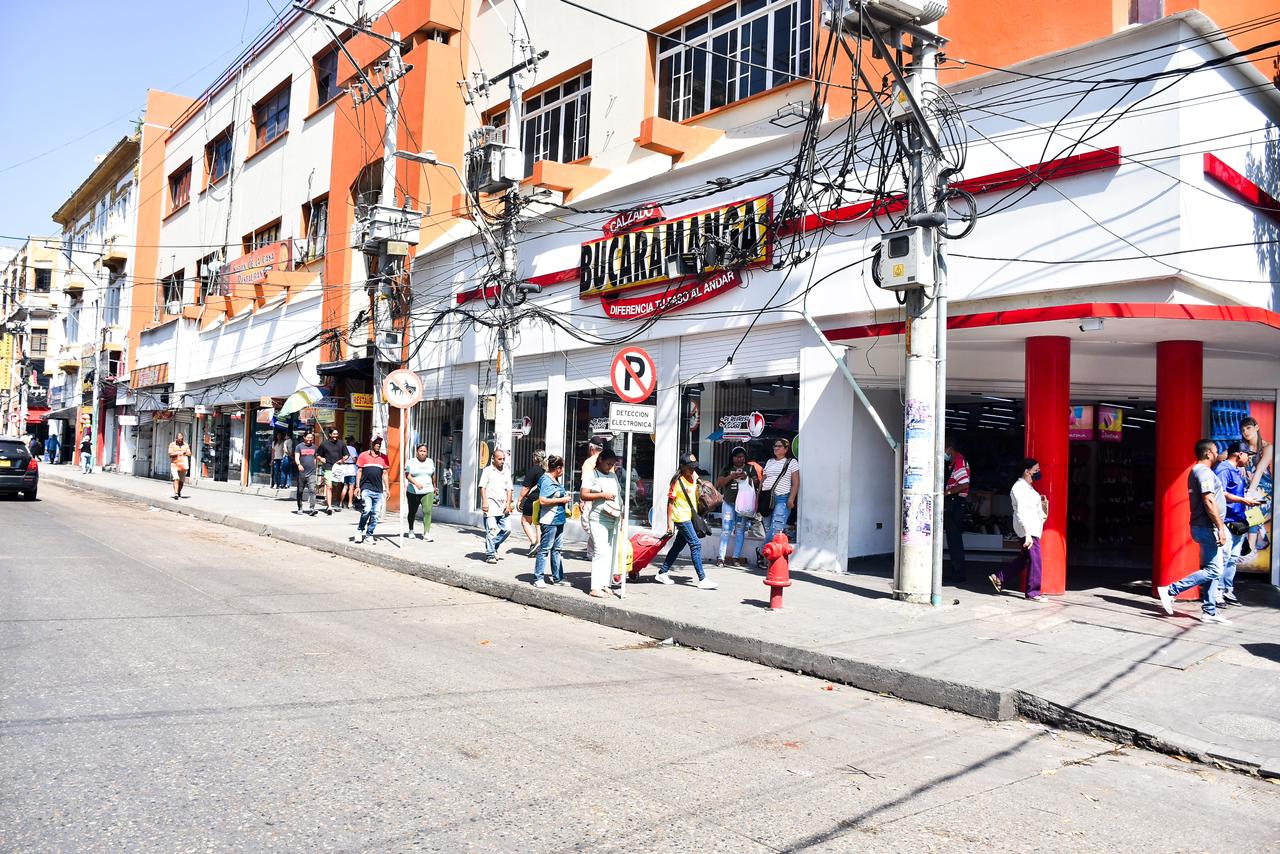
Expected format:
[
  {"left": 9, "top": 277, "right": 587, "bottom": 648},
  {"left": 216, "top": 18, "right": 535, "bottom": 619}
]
[{"left": 679, "top": 452, "right": 698, "bottom": 467}]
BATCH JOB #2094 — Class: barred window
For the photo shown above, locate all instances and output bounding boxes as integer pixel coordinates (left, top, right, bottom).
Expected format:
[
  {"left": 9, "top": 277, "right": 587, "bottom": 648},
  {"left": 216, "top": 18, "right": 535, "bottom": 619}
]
[
  {"left": 493, "top": 71, "right": 592, "bottom": 177},
  {"left": 658, "top": 0, "right": 812, "bottom": 123}
]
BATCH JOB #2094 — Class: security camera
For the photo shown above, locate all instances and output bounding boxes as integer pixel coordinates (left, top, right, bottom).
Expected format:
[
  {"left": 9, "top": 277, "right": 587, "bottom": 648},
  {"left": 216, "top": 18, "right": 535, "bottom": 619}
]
[{"left": 1079, "top": 317, "right": 1104, "bottom": 332}]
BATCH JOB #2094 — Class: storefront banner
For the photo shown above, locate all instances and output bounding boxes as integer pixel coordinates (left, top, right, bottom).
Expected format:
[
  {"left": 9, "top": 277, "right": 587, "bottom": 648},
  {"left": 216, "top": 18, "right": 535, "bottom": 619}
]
[
  {"left": 220, "top": 240, "right": 292, "bottom": 293},
  {"left": 1068, "top": 405, "right": 1096, "bottom": 441},
  {"left": 130, "top": 363, "right": 169, "bottom": 389},
  {"left": 255, "top": 407, "right": 274, "bottom": 425},
  {"left": 718, "top": 411, "right": 767, "bottom": 440},
  {"left": 313, "top": 408, "right": 336, "bottom": 424},
  {"left": 588, "top": 416, "right": 613, "bottom": 439},
  {"left": 1097, "top": 405, "right": 1123, "bottom": 442},
  {"left": 579, "top": 196, "right": 771, "bottom": 299},
  {"left": 313, "top": 396, "right": 340, "bottom": 409},
  {"left": 601, "top": 269, "right": 743, "bottom": 320},
  {"left": 1210, "top": 400, "right": 1273, "bottom": 574},
  {"left": 117, "top": 415, "right": 139, "bottom": 426},
  {"left": 513, "top": 416, "right": 532, "bottom": 437},
  {"left": 350, "top": 393, "right": 373, "bottom": 410}
]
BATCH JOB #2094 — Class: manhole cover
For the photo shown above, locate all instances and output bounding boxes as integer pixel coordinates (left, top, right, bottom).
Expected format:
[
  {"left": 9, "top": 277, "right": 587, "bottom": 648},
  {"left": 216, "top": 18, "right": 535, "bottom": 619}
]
[{"left": 1201, "top": 712, "right": 1280, "bottom": 741}]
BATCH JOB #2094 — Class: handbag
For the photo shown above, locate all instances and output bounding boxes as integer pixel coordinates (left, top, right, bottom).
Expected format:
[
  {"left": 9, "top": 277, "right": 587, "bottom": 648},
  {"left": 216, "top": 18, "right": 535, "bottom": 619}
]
[
  {"left": 696, "top": 478, "right": 723, "bottom": 514},
  {"left": 678, "top": 478, "right": 711, "bottom": 538},
  {"left": 759, "top": 458, "right": 792, "bottom": 511}
]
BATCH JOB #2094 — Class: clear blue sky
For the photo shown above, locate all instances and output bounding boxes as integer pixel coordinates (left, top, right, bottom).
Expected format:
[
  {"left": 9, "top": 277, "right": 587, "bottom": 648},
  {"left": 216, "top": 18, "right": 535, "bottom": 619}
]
[{"left": 0, "top": 0, "right": 285, "bottom": 245}]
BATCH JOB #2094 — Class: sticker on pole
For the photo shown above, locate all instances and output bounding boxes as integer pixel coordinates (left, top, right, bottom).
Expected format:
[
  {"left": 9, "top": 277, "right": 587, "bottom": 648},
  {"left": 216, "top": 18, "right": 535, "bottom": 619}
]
[
  {"left": 609, "top": 402, "right": 656, "bottom": 434},
  {"left": 381, "top": 368, "right": 423, "bottom": 409},
  {"left": 610, "top": 346, "right": 656, "bottom": 403}
]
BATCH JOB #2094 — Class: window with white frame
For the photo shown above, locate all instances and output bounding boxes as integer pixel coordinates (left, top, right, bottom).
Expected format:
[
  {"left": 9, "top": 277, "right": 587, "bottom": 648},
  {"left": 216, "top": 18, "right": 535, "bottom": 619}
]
[
  {"left": 65, "top": 302, "right": 81, "bottom": 345},
  {"left": 657, "top": 0, "right": 813, "bottom": 123},
  {"left": 104, "top": 271, "right": 123, "bottom": 327},
  {"left": 492, "top": 71, "right": 592, "bottom": 176},
  {"left": 303, "top": 196, "right": 329, "bottom": 261}
]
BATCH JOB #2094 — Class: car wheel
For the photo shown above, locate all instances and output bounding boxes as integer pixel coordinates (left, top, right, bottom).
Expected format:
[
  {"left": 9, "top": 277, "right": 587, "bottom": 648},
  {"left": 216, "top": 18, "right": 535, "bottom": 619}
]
[{"left": 23, "top": 488, "right": 37, "bottom": 501}]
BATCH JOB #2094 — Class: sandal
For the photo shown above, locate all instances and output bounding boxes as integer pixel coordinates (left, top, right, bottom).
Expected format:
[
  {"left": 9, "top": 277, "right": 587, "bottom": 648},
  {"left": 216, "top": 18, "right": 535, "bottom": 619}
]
[{"left": 588, "top": 589, "right": 610, "bottom": 598}]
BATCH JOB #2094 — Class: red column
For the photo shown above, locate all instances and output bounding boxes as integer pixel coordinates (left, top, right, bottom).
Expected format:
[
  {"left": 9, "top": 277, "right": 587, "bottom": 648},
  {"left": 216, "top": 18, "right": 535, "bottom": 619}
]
[
  {"left": 1025, "top": 336, "right": 1070, "bottom": 595},
  {"left": 1153, "top": 341, "right": 1203, "bottom": 592}
]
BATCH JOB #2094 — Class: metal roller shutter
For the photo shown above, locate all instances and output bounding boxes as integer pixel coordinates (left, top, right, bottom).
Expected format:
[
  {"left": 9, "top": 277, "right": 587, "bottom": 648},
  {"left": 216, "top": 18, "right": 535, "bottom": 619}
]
[{"left": 678, "top": 323, "right": 803, "bottom": 382}]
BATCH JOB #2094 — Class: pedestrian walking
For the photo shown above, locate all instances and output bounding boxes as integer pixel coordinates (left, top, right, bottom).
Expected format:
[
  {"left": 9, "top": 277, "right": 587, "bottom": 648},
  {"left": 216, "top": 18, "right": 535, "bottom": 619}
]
[
  {"left": 44, "top": 434, "right": 59, "bottom": 464},
  {"left": 479, "top": 448, "right": 514, "bottom": 564},
  {"left": 294, "top": 430, "right": 319, "bottom": 515},
  {"left": 342, "top": 436, "right": 359, "bottom": 509},
  {"left": 317, "top": 428, "right": 347, "bottom": 514},
  {"left": 657, "top": 452, "right": 717, "bottom": 590},
  {"left": 532, "top": 455, "right": 573, "bottom": 588},
  {"left": 1158, "top": 440, "right": 1233, "bottom": 624},
  {"left": 29, "top": 436, "right": 41, "bottom": 459},
  {"left": 404, "top": 443, "right": 436, "bottom": 541},
  {"left": 579, "top": 437, "right": 604, "bottom": 559},
  {"left": 943, "top": 440, "right": 971, "bottom": 582},
  {"left": 760, "top": 438, "right": 799, "bottom": 545},
  {"left": 715, "top": 445, "right": 759, "bottom": 567},
  {"left": 580, "top": 448, "right": 621, "bottom": 597},
  {"left": 79, "top": 432, "right": 93, "bottom": 474},
  {"left": 989, "top": 457, "right": 1046, "bottom": 600},
  {"left": 353, "top": 437, "right": 389, "bottom": 543},
  {"left": 168, "top": 433, "right": 192, "bottom": 499},
  {"left": 1214, "top": 440, "right": 1260, "bottom": 606},
  {"left": 517, "top": 449, "right": 547, "bottom": 554}
]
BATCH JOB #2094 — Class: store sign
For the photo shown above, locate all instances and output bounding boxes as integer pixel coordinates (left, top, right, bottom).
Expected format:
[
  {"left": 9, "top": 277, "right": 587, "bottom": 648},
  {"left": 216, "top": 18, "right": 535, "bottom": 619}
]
[
  {"left": 313, "top": 396, "right": 340, "bottom": 410},
  {"left": 117, "top": 414, "right": 139, "bottom": 426},
  {"left": 1097, "top": 405, "right": 1123, "bottom": 443},
  {"left": 350, "top": 392, "right": 374, "bottom": 411},
  {"left": 194, "top": 405, "right": 210, "bottom": 416},
  {"left": 588, "top": 416, "right": 613, "bottom": 439},
  {"left": 513, "top": 416, "right": 532, "bottom": 437},
  {"left": 220, "top": 240, "right": 292, "bottom": 291},
  {"left": 609, "top": 402, "right": 656, "bottom": 434},
  {"left": 153, "top": 410, "right": 174, "bottom": 421},
  {"left": 578, "top": 196, "right": 771, "bottom": 299},
  {"left": 719, "top": 411, "right": 767, "bottom": 440},
  {"left": 130, "top": 363, "right": 169, "bottom": 388},
  {"left": 601, "top": 269, "right": 743, "bottom": 320},
  {"left": 602, "top": 204, "right": 666, "bottom": 237},
  {"left": 1068, "top": 405, "right": 1095, "bottom": 441},
  {"left": 260, "top": 396, "right": 277, "bottom": 408},
  {"left": 256, "top": 407, "right": 275, "bottom": 425}
]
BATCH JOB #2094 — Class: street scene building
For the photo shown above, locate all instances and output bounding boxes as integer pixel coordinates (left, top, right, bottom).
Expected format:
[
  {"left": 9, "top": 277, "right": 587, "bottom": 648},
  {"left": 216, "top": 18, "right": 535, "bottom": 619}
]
[{"left": 4, "top": 2, "right": 1280, "bottom": 848}]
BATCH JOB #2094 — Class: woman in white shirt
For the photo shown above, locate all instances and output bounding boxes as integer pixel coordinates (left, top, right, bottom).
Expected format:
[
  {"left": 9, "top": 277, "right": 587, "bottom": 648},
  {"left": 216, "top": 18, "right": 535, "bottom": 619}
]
[
  {"left": 989, "top": 457, "right": 1047, "bottom": 601},
  {"left": 579, "top": 449, "right": 622, "bottom": 598},
  {"left": 404, "top": 443, "right": 436, "bottom": 541},
  {"left": 760, "top": 438, "right": 800, "bottom": 545}
]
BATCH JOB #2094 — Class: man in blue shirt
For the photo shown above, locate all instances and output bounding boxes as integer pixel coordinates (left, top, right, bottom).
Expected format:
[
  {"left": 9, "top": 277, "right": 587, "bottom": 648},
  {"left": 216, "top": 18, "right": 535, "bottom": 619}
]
[{"left": 1215, "top": 441, "right": 1261, "bottom": 606}]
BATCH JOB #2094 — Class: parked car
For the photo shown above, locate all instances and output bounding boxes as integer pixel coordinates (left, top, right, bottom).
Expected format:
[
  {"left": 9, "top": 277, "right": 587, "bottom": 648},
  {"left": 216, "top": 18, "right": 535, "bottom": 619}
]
[{"left": 0, "top": 438, "right": 38, "bottom": 500}]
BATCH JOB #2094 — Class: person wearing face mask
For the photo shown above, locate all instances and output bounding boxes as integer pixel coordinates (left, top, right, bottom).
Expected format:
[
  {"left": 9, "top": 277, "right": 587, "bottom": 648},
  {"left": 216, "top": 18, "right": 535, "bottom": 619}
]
[
  {"left": 942, "top": 440, "right": 970, "bottom": 583},
  {"left": 989, "top": 457, "right": 1046, "bottom": 601},
  {"left": 167, "top": 433, "right": 192, "bottom": 500}
]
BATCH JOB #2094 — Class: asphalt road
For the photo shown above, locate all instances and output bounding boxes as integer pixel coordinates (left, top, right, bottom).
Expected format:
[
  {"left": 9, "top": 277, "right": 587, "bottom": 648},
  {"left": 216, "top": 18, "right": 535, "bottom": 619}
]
[{"left": 2, "top": 486, "right": 1278, "bottom": 853}]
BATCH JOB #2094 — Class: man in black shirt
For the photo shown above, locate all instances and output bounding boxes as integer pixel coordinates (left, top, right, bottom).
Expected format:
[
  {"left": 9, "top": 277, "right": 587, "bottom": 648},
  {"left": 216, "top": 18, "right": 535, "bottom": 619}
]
[
  {"left": 317, "top": 427, "right": 348, "bottom": 515},
  {"left": 294, "top": 431, "right": 319, "bottom": 515}
]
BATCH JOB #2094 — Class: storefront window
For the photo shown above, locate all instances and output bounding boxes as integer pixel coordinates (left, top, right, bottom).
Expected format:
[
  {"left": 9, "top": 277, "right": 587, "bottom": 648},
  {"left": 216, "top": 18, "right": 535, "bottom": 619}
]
[
  {"left": 510, "top": 390, "right": 548, "bottom": 481},
  {"left": 565, "top": 389, "right": 655, "bottom": 526},
  {"left": 681, "top": 376, "right": 800, "bottom": 532},
  {"left": 414, "top": 398, "right": 464, "bottom": 509}
]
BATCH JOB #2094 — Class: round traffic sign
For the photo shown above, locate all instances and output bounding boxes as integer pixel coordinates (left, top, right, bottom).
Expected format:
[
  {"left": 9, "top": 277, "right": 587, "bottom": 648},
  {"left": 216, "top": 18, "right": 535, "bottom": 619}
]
[
  {"left": 610, "top": 347, "right": 656, "bottom": 404},
  {"left": 381, "top": 368, "right": 423, "bottom": 409}
]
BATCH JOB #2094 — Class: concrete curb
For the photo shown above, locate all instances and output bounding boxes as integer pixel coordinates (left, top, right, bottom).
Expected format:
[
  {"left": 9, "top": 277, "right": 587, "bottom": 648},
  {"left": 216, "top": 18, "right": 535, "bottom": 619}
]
[{"left": 46, "top": 476, "right": 1272, "bottom": 777}]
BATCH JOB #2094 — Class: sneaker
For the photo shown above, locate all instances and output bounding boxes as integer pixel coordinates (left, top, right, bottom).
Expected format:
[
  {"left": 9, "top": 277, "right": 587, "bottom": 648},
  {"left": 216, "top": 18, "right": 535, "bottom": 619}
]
[
  {"left": 533, "top": 578, "right": 547, "bottom": 589},
  {"left": 416, "top": 533, "right": 425, "bottom": 540},
  {"left": 1200, "top": 613, "right": 1231, "bottom": 625},
  {"left": 715, "top": 558, "right": 725, "bottom": 567},
  {"left": 293, "top": 509, "right": 304, "bottom": 515},
  {"left": 354, "top": 534, "right": 365, "bottom": 544},
  {"left": 1156, "top": 585, "right": 1174, "bottom": 615},
  {"left": 556, "top": 579, "right": 572, "bottom": 586},
  {"left": 309, "top": 510, "right": 318, "bottom": 516},
  {"left": 325, "top": 508, "right": 333, "bottom": 516},
  {"left": 486, "top": 556, "right": 498, "bottom": 565},
  {"left": 1026, "top": 594, "right": 1045, "bottom": 602},
  {"left": 403, "top": 532, "right": 412, "bottom": 539},
  {"left": 1223, "top": 592, "right": 1240, "bottom": 605},
  {"left": 654, "top": 572, "right": 674, "bottom": 585},
  {"left": 696, "top": 579, "right": 719, "bottom": 591},
  {"left": 425, "top": 534, "right": 434, "bottom": 542},
  {"left": 988, "top": 574, "right": 1003, "bottom": 593}
]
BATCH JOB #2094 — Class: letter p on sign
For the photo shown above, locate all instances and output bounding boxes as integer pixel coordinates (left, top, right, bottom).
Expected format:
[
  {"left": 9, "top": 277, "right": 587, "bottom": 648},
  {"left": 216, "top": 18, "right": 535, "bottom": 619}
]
[{"left": 610, "top": 346, "right": 656, "bottom": 403}]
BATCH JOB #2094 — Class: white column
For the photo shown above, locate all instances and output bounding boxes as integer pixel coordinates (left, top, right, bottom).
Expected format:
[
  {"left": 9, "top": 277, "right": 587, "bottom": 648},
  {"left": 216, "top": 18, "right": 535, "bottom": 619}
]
[
  {"left": 544, "top": 353, "right": 567, "bottom": 457},
  {"left": 652, "top": 337, "right": 681, "bottom": 536},
  {"left": 794, "top": 337, "right": 854, "bottom": 573},
  {"left": 461, "top": 367, "right": 481, "bottom": 524}
]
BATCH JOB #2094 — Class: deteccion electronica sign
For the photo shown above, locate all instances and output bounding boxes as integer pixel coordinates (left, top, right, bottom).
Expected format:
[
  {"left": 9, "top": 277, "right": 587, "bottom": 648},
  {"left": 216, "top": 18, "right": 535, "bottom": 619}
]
[{"left": 578, "top": 196, "right": 771, "bottom": 299}]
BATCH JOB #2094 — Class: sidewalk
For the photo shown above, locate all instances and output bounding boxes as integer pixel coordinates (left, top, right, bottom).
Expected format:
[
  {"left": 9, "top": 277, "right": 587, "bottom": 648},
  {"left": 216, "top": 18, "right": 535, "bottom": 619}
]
[{"left": 41, "top": 466, "right": 1280, "bottom": 777}]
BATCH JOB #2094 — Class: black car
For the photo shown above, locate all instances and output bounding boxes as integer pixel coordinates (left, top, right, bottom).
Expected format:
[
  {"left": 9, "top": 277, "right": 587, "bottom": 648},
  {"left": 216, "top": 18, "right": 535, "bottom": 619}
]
[{"left": 0, "top": 438, "right": 38, "bottom": 500}]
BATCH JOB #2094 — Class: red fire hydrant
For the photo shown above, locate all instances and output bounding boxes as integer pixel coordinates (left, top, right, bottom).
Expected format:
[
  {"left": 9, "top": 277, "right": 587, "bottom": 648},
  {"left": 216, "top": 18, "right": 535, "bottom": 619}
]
[{"left": 762, "top": 533, "right": 793, "bottom": 610}]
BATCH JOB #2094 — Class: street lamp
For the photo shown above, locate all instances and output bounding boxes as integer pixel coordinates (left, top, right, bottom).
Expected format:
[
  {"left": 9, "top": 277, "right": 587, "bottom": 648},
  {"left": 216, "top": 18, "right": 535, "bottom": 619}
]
[{"left": 395, "top": 150, "right": 501, "bottom": 253}]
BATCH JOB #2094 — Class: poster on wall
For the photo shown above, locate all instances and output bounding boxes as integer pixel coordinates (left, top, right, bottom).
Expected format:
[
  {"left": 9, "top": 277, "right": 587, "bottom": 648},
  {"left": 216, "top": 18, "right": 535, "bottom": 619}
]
[
  {"left": 1068, "top": 405, "right": 1096, "bottom": 441},
  {"left": 1210, "top": 400, "right": 1273, "bottom": 574},
  {"left": 1097, "top": 405, "right": 1123, "bottom": 443}
]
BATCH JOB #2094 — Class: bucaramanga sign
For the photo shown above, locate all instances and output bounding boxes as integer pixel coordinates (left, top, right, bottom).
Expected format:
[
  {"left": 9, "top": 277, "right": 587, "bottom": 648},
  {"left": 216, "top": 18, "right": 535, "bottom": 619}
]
[{"left": 578, "top": 196, "right": 770, "bottom": 299}]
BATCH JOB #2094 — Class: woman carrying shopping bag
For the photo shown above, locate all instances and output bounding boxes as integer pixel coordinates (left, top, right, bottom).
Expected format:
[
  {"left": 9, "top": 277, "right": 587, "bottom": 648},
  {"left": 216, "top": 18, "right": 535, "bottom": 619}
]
[{"left": 715, "top": 445, "right": 759, "bottom": 567}]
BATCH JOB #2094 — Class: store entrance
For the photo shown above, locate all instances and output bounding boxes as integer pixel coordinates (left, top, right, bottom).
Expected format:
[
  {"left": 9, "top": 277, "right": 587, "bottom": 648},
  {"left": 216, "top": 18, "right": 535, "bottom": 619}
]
[{"left": 944, "top": 395, "right": 1156, "bottom": 588}]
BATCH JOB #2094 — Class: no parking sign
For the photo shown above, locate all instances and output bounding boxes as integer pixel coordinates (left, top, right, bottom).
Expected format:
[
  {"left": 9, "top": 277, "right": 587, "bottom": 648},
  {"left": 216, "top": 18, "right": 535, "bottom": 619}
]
[{"left": 610, "top": 347, "right": 656, "bottom": 403}]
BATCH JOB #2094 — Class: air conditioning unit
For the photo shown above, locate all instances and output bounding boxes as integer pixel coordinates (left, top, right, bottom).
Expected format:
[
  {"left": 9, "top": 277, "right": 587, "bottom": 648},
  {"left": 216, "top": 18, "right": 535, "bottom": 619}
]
[
  {"left": 877, "top": 226, "right": 935, "bottom": 291},
  {"left": 374, "top": 329, "right": 403, "bottom": 364},
  {"left": 841, "top": 0, "right": 948, "bottom": 31},
  {"left": 466, "top": 138, "right": 523, "bottom": 195}
]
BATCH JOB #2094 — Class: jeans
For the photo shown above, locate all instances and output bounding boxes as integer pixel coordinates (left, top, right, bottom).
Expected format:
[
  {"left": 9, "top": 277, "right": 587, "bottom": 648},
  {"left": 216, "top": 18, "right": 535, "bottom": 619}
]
[
  {"left": 1168, "top": 527, "right": 1224, "bottom": 615},
  {"left": 588, "top": 515, "right": 617, "bottom": 591},
  {"left": 1222, "top": 530, "right": 1245, "bottom": 597},
  {"left": 661, "top": 519, "right": 706, "bottom": 581},
  {"left": 81, "top": 452, "right": 92, "bottom": 473},
  {"left": 358, "top": 489, "right": 385, "bottom": 536},
  {"left": 407, "top": 491, "right": 434, "bottom": 533},
  {"left": 296, "top": 472, "right": 317, "bottom": 511},
  {"left": 272, "top": 458, "right": 292, "bottom": 488},
  {"left": 535, "top": 522, "right": 565, "bottom": 582},
  {"left": 484, "top": 513, "right": 511, "bottom": 557},
  {"left": 995, "top": 536, "right": 1042, "bottom": 598},
  {"left": 943, "top": 496, "right": 967, "bottom": 579},
  {"left": 764, "top": 494, "right": 790, "bottom": 542},
  {"left": 719, "top": 501, "right": 747, "bottom": 561}
]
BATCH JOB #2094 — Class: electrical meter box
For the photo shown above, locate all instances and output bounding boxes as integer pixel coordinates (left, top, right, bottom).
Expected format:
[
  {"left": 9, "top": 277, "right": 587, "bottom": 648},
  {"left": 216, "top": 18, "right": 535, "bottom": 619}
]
[
  {"left": 878, "top": 226, "right": 935, "bottom": 291},
  {"left": 468, "top": 142, "right": 523, "bottom": 195}
]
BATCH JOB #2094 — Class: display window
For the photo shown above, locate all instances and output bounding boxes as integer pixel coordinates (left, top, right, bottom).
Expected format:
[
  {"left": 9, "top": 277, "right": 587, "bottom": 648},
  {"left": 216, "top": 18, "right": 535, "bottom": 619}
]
[
  {"left": 414, "top": 398, "right": 464, "bottom": 510},
  {"left": 564, "top": 389, "right": 655, "bottom": 526},
  {"left": 510, "top": 390, "right": 548, "bottom": 481}
]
